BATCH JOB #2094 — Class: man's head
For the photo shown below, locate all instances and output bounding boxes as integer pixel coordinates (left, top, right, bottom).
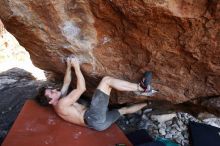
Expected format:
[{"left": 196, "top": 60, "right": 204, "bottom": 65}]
[{"left": 36, "top": 86, "right": 61, "bottom": 106}]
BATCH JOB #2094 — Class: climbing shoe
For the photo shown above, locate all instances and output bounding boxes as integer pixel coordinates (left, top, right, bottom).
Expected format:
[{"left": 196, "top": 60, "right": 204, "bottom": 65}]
[{"left": 139, "top": 71, "right": 153, "bottom": 92}]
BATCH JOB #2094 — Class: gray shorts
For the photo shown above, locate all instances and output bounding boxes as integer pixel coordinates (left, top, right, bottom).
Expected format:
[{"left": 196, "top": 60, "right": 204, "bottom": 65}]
[{"left": 84, "top": 89, "right": 121, "bottom": 131}]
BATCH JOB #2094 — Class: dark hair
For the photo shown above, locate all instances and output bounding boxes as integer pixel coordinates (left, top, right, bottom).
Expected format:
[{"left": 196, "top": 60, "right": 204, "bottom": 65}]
[{"left": 35, "top": 86, "right": 52, "bottom": 106}]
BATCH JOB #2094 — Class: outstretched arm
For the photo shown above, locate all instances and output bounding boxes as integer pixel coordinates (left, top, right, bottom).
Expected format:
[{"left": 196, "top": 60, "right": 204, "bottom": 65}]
[
  {"left": 72, "top": 58, "right": 86, "bottom": 92},
  {"left": 61, "top": 57, "right": 86, "bottom": 105},
  {"left": 60, "top": 58, "right": 72, "bottom": 97}
]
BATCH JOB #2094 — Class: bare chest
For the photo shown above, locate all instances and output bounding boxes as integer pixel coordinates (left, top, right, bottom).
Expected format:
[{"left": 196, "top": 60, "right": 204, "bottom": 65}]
[{"left": 54, "top": 103, "right": 87, "bottom": 125}]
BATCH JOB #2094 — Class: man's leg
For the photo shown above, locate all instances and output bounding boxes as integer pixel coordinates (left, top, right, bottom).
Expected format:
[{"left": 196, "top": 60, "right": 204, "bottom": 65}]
[
  {"left": 87, "top": 103, "right": 147, "bottom": 131},
  {"left": 85, "top": 76, "right": 148, "bottom": 131},
  {"left": 97, "top": 76, "right": 144, "bottom": 95},
  {"left": 118, "top": 103, "right": 147, "bottom": 115},
  {"left": 86, "top": 77, "right": 144, "bottom": 124},
  {"left": 92, "top": 110, "right": 121, "bottom": 131}
]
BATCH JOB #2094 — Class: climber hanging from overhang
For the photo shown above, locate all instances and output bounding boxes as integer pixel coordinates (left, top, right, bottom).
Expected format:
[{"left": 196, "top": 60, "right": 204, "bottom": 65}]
[{"left": 36, "top": 55, "right": 158, "bottom": 131}]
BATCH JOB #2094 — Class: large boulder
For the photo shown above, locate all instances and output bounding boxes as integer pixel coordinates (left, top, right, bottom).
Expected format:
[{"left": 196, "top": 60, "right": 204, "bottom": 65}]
[
  {"left": 0, "top": 20, "right": 4, "bottom": 34},
  {"left": 0, "top": 0, "right": 219, "bottom": 103},
  {"left": 0, "top": 68, "right": 45, "bottom": 143}
]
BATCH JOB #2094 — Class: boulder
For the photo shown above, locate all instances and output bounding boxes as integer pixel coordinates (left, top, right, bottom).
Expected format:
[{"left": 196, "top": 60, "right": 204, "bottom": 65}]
[
  {"left": 0, "top": 68, "right": 45, "bottom": 143},
  {"left": 0, "top": 0, "right": 219, "bottom": 103},
  {"left": 201, "top": 96, "right": 220, "bottom": 113}
]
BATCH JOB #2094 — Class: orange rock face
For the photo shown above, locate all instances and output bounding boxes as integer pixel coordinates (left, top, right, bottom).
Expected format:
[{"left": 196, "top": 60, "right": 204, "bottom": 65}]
[
  {"left": 0, "top": 20, "right": 4, "bottom": 35},
  {"left": 0, "top": 0, "right": 219, "bottom": 103}
]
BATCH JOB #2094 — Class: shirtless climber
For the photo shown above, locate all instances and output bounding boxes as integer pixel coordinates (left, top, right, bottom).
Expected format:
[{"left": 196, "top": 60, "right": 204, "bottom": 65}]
[{"left": 36, "top": 56, "right": 157, "bottom": 131}]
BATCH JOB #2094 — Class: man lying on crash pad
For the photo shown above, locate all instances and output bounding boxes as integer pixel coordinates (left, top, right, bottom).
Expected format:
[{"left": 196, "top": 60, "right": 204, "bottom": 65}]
[{"left": 36, "top": 56, "right": 158, "bottom": 131}]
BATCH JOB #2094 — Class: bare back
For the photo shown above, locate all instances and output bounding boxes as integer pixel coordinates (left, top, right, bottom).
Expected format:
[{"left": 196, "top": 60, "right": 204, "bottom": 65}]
[{"left": 54, "top": 100, "right": 87, "bottom": 126}]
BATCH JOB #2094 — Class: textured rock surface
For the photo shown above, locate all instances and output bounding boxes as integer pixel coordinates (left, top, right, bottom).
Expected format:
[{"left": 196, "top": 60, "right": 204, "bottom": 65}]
[
  {"left": 0, "top": 0, "right": 219, "bottom": 103},
  {"left": 201, "top": 96, "right": 220, "bottom": 113},
  {"left": 117, "top": 110, "right": 220, "bottom": 146},
  {"left": 0, "top": 68, "right": 45, "bottom": 143},
  {"left": 0, "top": 21, "right": 4, "bottom": 34}
]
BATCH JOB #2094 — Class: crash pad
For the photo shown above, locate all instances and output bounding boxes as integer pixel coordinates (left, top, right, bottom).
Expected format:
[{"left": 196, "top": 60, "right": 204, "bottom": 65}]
[{"left": 2, "top": 100, "right": 132, "bottom": 146}]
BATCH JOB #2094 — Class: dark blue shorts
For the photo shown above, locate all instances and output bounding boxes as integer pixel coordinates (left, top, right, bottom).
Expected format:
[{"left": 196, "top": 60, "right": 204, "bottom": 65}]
[{"left": 84, "top": 89, "right": 121, "bottom": 131}]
